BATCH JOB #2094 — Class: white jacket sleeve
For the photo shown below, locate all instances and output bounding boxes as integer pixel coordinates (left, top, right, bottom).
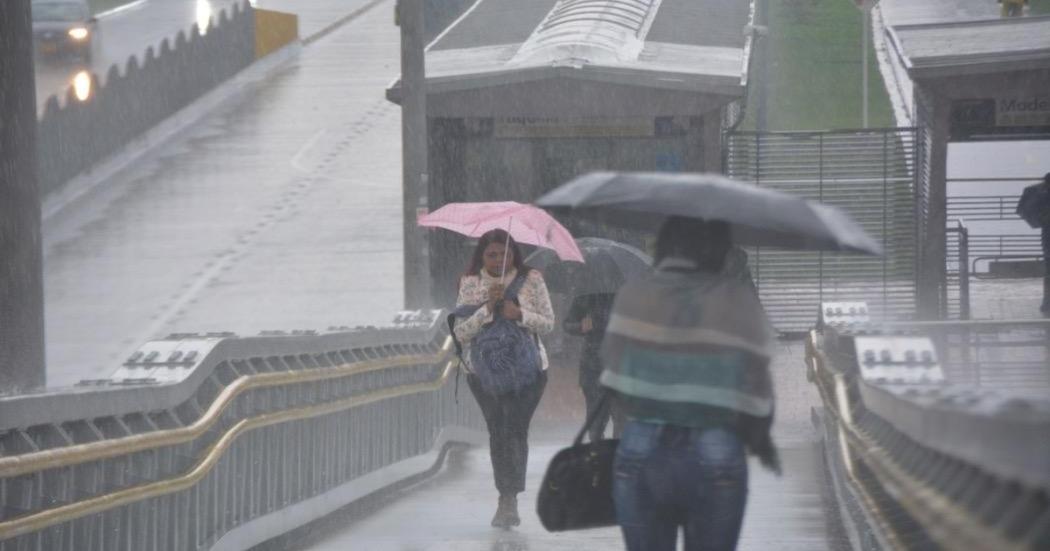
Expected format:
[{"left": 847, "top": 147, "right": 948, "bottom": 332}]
[
  {"left": 452, "top": 276, "right": 492, "bottom": 343},
  {"left": 518, "top": 271, "right": 555, "bottom": 335}
]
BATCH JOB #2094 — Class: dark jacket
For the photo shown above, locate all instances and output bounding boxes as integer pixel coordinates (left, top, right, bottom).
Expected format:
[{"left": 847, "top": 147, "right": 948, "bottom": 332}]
[{"left": 562, "top": 293, "right": 616, "bottom": 351}]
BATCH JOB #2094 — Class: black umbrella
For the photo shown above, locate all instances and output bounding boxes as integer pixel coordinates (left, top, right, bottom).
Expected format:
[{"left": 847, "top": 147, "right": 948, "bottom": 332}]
[
  {"left": 535, "top": 171, "right": 883, "bottom": 255},
  {"left": 1016, "top": 181, "right": 1050, "bottom": 229},
  {"left": 526, "top": 238, "right": 652, "bottom": 295}
]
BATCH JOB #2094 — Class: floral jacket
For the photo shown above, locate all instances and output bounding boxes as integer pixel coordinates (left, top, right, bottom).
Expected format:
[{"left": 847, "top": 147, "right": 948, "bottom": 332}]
[{"left": 453, "top": 268, "right": 555, "bottom": 372}]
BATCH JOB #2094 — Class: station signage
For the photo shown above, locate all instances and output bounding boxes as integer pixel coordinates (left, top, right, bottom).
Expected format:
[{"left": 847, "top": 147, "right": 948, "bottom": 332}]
[
  {"left": 489, "top": 116, "right": 692, "bottom": 139},
  {"left": 949, "top": 96, "right": 1050, "bottom": 141},
  {"left": 493, "top": 117, "right": 656, "bottom": 139}
]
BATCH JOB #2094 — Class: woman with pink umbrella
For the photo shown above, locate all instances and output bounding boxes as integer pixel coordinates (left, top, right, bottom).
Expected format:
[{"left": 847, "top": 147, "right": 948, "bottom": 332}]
[{"left": 420, "top": 202, "right": 582, "bottom": 528}]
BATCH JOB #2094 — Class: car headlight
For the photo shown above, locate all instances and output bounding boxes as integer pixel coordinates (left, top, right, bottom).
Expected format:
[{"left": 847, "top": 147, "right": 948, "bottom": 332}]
[{"left": 68, "top": 27, "right": 90, "bottom": 41}]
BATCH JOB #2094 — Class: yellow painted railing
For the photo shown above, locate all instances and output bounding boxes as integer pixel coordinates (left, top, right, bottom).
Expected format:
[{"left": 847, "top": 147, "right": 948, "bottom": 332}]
[{"left": 0, "top": 339, "right": 455, "bottom": 539}]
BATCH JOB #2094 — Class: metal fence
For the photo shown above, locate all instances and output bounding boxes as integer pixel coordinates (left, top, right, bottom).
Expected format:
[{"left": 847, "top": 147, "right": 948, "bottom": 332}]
[
  {"left": 36, "top": 1, "right": 257, "bottom": 196},
  {"left": 943, "top": 178, "right": 1044, "bottom": 319},
  {"left": 725, "top": 128, "right": 920, "bottom": 332},
  {"left": 808, "top": 309, "right": 1050, "bottom": 550},
  {"left": 0, "top": 312, "right": 483, "bottom": 550}
]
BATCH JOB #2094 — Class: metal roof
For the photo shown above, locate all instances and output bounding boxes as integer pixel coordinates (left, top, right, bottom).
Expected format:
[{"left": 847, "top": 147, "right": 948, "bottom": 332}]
[
  {"left": 392, "top": 0, "right": 755, "bottom": 101},
  {"left": 878, "top": 0, "right": 998, "bottom": 26},
  {"left": 887, "top": 16, "right": 1050, "bottom": 78}
]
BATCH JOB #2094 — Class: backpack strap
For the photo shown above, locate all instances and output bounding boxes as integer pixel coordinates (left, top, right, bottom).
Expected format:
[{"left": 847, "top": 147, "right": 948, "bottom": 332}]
[
  {"left": 446, "top": 304, "right": 482, "bottom": 360},
  {"left": 445, "top": 270, "right": 531, "bottom": 366},
  {"left": 504, "top": 271, "right": 530, "bottom": 302},
  {"left": 446, "top": 303, "right": 483, "bottom": 405}
]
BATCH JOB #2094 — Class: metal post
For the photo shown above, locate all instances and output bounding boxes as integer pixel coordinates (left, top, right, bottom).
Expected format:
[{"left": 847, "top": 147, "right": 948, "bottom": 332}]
[
  {"left": 957, "top": 221, "right": 970, "bottom": 320},
  {"left": 0, "top": 0, "right": 46, "bottom": 392},
  {"left": 756, "top": 0, "right": 769, "bottom": 132},
  {"left": 399, "top": 0, "right": 431, "bottom": 309},
  {"left": 862, "top": 6, "right": 870, "bottom": 128}
]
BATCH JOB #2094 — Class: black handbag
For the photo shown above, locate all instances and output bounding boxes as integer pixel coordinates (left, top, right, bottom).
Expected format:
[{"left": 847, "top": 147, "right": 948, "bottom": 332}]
[{"left": 536, "top": 393, "right": 619, "bottom": 532}]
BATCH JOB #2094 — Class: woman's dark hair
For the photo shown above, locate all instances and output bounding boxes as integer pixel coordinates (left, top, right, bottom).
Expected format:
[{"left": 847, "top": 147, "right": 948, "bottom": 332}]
[
  {"left": 464, "top": 229, "right": 531, "bottom": 277},
  {"left": 653, "top": 216, "right": 731, "bottom": 272}
]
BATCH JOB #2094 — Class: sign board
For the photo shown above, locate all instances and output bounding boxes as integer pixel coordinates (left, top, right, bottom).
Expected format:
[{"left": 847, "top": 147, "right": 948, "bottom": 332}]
[
  {"left": 490, "top": 116, "right": 691, "bottom": 139},
  {"left": 950, "top": 96, "right": 1050, "bottom": 141},
  {"left": 493, "top": 117, "right": 655, "bottom": 139}
]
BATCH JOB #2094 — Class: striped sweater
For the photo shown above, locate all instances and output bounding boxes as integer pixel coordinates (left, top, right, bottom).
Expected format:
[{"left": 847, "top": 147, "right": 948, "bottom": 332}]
[{"left": 600, "top": 258, "right": 779, "bottom": 470}]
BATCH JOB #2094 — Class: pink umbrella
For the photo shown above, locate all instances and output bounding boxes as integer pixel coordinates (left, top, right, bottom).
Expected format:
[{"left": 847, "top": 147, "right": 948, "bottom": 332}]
[{"left": 418, "top": 202, "right": 585, "bottom": 275}]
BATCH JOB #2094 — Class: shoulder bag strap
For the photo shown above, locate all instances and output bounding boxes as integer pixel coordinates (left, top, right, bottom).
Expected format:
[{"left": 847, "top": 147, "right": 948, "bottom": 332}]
[{"left": 573, "top": 391, "right": 611, "bottom": 446}]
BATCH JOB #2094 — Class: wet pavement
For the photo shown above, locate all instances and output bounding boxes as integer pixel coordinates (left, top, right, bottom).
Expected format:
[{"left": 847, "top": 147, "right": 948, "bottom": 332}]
[
  {"left": 969, "top": 278, "right": 1045, "bottom": 321},
  {"left": 42, "top": 0, "right": 403, "bottom": 387},
  {"left": 296, "top": 343, "right": 850, "bottom": 551}
]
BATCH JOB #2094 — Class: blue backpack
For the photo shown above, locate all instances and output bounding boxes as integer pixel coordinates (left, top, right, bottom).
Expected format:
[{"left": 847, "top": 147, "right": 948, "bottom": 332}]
[{"left": 448, "top": 273, "right": 542, "bottom": 396}]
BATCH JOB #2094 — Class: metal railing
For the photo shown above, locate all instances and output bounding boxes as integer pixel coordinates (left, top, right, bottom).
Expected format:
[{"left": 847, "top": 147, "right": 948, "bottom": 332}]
[
  {"left": 725, "top": 128, "right": 920, "bottom": 332},
  {"left": 945, "top": 220, "right": 971, "bottom": 319},
  {"left": 0, "top": 311, "right": 484, "bottom": 550},
  {"left": 808, "top": 304, "right": 1050, "bottom": 550},
  {"left": 945, "top": 182, "right": 1045, "bottom": 279}
]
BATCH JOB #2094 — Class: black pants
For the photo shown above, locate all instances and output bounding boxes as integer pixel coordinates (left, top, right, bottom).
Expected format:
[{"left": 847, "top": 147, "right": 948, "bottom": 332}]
[
  {"left": 468, "top": 371, "right": 547, "bottom": 495},
  {"left": 579, "top": 352, "right": 624, "bottom": 442},
  {"left": 1042, "top": 227, "right": 1050, "bottom": 311}
]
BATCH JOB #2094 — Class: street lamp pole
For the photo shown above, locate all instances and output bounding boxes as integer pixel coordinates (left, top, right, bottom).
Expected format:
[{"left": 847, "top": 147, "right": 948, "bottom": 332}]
[
  {"left": 398, "top": 0, "right": 430, "bottom": 309},
  {"left": 855, "top": 0, "right": 879, "bottom": 128},
  {"left": 0, "top": 0, "right": 47, "bottom": 391},
  {"left": 862, "top": 5, "right": 870, "bottom": 128}
]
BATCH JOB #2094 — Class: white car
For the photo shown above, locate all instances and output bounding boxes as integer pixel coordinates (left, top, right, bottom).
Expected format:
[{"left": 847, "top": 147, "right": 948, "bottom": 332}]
[{"left": 32, "top": 0, "right": 96, "bottom": 63}]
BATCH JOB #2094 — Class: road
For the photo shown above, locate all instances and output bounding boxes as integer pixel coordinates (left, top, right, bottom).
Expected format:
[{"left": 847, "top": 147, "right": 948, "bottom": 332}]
[{"left": 41, "top": 0, "right": 401, "bottom": 387}]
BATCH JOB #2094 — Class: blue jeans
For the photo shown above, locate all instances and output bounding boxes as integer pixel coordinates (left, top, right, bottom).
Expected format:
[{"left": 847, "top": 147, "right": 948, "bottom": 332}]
[{"left": 613, "top": 420, "right": 748, "bottom": 551}]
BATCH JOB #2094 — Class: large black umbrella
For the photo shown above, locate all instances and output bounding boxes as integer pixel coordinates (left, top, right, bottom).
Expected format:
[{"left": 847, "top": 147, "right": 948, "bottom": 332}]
[
  {"left": 535, "top": 171, "right": 883, "bottom": 255},
  {"left": 1016, "top": 181, "right": 1050, "bottom": 229},
  {"left": 526, "top": 238, "right": 651, "bottom": 295}
]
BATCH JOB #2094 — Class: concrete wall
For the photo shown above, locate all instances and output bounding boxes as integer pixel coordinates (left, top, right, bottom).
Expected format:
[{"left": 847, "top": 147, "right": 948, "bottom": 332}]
[{"left": 36, "top": 1, "right": 259, "bottom": 197}]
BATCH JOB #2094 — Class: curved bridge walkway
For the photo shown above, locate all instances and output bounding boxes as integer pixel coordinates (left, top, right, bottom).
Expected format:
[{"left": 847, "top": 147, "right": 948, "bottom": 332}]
[{"left": 292, "top": 344, "right": 849, "bottom": 551}]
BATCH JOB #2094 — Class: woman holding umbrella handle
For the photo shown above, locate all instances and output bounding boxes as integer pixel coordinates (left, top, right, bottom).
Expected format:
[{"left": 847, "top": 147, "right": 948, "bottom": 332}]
[{"left": 453, "top": 229, "right": 555, "bottom": 529}]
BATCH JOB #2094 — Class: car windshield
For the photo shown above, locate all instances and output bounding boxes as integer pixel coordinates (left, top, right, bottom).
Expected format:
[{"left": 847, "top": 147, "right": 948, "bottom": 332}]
[{"left": 32, "top": 2, "right": 88, "bottom": 22}]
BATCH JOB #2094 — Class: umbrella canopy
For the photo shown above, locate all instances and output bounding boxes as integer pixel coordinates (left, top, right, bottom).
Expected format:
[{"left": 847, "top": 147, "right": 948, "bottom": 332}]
[
  {"left": 1016, "top": 182, "right": 1050, "bottom": 229},
  {"left": 525, "top": 237, "right": 652, "bottom": 295},
  {"left": 535, "top": 171, "right": 883, "bottom": 255},
  {"left": 418, "top": 201, "right": 585, "bottom": 262}
]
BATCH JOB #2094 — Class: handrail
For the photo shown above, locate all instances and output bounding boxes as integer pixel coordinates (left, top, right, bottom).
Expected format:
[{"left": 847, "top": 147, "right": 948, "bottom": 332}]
[
  {"left": 0, "top": 337, "right": 453, "bottom": 479},
  {"left": 805, "top": 332, "right": 909, "bottom": 550},
  {"left": 805, "top": 331, "right": 1019, "bottom": 551},
  {"left": 808, "top": 320, "right": 1050, "bottom": 551},
  {"left": 0, "top": 357, "right": 458, "bottom": 539}
]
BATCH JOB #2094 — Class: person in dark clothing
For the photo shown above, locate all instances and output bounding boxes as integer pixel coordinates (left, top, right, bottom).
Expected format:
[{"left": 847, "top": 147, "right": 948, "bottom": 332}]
[
  {"left": 563, "top": 293, "right": 624, "bottom": 442},
  {"left": 1020, "top": 173, "right": 1050, "bottom": 315},
  {"left": 1041, "top": 174, "right": 1050, "bottom": 315},
  {"left": 1042, "top": 223, "right": 1049, "bottom": 315}
]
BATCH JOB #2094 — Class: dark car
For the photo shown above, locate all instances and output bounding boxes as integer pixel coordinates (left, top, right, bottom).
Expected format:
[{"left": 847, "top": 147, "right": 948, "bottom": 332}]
[{"left": 32, "top": 0, "right": 96, "bottom": 63}]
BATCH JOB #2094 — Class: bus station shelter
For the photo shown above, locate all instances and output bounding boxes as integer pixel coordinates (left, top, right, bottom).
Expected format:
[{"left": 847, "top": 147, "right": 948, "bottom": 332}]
[
  {"left": 886, "top": 15, "right": 1050, "bottom": 318},
  {"left": 388, "top": 0, "right": 757, "bottom": 302}
]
